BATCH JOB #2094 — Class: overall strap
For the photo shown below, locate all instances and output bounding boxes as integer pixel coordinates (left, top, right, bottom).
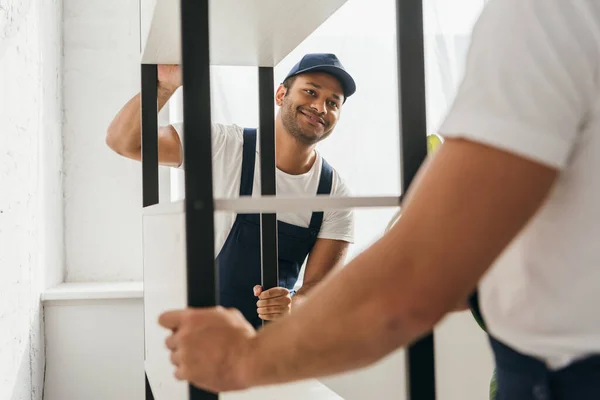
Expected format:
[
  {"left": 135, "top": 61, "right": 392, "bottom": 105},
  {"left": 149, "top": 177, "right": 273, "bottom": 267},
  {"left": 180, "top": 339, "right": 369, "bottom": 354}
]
[
  {"left": 308, "top": 157, "right": 334, "bottom": 231},
  {"left": 469, "top": 290, "right": 487, "bottom": 331},
  {"left": 239, "top": 128, "right": 257, "bottom": 197}
]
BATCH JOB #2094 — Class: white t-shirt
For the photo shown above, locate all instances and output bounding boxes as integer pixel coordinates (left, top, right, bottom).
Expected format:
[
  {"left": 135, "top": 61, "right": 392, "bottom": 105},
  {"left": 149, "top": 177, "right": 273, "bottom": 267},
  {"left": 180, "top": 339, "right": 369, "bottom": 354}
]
[
  {"left": 438, "top": 0, "right": 600, "bottom": 369},
  {"left": 172, "top": 122, "right": 355, "bottom": 256}
]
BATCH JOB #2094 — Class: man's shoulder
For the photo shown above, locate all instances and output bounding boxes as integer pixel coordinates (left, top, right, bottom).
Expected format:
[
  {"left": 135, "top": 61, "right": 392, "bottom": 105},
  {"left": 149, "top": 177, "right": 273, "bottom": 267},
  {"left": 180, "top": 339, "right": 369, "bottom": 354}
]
[
  {"left": 331, "top": 169, "right": 352, "bottom": 197},
  {"left": 210, "top": 123, "right": 245, "bottom": 154},
  {"left": 212, "top": 122, "right": 244, "bottom": 138},
  {"left": 320, "top": 156, "right": 352, "bottom": 197}
]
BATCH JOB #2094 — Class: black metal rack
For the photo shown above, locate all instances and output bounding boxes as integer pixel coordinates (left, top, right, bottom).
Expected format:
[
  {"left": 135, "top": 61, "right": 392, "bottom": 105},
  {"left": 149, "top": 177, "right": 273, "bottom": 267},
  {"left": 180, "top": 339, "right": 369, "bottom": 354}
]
[
  {"left": 140, "top": 0, "right": 433, "bottom": 398},
  {"left": 395, "top": 1, "right": 436, "bottom": 399}
]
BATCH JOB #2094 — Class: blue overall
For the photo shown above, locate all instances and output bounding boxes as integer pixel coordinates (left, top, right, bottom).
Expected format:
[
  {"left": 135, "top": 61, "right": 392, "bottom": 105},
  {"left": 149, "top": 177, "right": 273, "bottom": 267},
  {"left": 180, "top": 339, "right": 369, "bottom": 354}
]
[
  {"left": 469, "top": 291, "right": 600, "bottom": 399},
  {"left": 216, "top": 128, "right": 333, "bottom": 329}
]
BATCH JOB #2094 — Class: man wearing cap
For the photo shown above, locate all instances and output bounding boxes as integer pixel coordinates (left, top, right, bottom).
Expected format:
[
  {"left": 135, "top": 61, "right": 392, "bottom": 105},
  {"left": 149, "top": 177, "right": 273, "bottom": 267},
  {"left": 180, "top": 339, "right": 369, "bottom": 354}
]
[{"left": 106, "top": 53, "right": 356, "bottom": 329}]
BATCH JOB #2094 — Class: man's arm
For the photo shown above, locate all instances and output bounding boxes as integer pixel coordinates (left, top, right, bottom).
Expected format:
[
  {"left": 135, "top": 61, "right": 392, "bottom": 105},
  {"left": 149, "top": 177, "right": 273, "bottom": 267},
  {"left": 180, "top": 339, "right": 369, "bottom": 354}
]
[
  {"left": 239, "top": 137, "right": 558, "bottom": 387},
  {"left": 105, "top": 65, "right": 182, "bottom": 167},
  {"left": 254, "top": 239, "right": 349, "bottom": 320},
  {"left": 157, "top": 137, "right": 558, "bottom": 393},
  {"left": 292, "top": 238, "right": 349, "bottom": 308}
]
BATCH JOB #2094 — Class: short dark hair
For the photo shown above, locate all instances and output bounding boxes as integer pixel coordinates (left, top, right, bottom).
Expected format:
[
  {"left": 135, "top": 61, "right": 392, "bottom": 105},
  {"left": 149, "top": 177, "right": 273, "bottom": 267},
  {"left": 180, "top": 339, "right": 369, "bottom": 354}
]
[{"left": 282, "top": 75, "right": 298, "bottom": 94}]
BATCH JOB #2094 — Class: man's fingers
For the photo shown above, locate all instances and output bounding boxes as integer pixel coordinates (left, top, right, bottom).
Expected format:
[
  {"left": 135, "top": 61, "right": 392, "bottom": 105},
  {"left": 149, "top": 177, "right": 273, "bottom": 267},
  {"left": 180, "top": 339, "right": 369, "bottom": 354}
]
[
  {"left": 257, "top": 297, "right": 291, "bottom": 308},
  {"left": 174, "top": 366, "right": 187, "bottom": 381},
  {"left": 253, "top": 285, "right": 262, "bottom": 297},
  {"left": 159, "top": 310, "right": 185, "bottom": 330},
  {"left": 258, "top": 313, "right": 283, "bottom": 321},
  {"left": 257, "top": 305, "right": 287, "bottom": 315},
  {"left": 165, "top": 334, "right": 178, "bottom": 351},
  {"left": 160, "top": 307, "right": 233, "bottom": 330},
  {"left": 258, "top": 287, "right": 290, "bottom": 300},
  {"left": 170, "top": 350, "right": 181, "bottom": 367}
]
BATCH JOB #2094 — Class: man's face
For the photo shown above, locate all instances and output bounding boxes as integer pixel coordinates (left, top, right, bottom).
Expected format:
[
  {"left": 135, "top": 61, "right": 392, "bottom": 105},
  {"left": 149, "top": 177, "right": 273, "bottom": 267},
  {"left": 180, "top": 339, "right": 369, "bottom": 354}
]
[{"left": 276, "top": 72, "right": 344, "bottom": 146}]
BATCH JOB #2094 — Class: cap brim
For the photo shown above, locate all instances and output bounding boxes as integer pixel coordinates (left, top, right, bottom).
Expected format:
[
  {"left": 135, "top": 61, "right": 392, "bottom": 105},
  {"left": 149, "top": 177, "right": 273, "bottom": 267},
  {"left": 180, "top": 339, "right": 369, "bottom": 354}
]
[{"left": 291, "top": 65, "right": 356, "bottom": 99}]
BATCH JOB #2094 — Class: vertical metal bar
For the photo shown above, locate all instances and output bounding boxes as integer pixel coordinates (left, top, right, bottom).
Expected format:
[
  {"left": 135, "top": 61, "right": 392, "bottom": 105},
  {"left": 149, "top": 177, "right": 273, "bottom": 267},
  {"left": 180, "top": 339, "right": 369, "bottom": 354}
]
[
  {"left": 141, "top": 64, "right": 159, "bottom": 208},
  {"left": 396, "top": 0, "right": 436, "bottom": 399},
  {"left": 141, "top": 63, "right": 158, "bottom": 400},
  {"left": 258, "top": 67, "right": 279, "bottom": 299},
  {"left": 145, "top": 373, "right": 155, "bottom": 400},
  {"left": 180, "top": 0, "right": 218, "bottom": 399}
]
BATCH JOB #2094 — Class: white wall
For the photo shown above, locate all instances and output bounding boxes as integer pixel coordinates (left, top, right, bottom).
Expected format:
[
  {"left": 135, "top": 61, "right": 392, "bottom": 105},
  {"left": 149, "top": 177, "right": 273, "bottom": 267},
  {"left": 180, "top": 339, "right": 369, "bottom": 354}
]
[
  {"left": 0, "top": 0, "right": 63, "bottom": 398},
  {"left": 62, "top": 0, "right": 146, "bottom": 282},
  {"left": 435, "top": 312, "right": 495, "bottom": 400},
  {"left": 43, "top": 298, "right": 145, "bottom": 400}
]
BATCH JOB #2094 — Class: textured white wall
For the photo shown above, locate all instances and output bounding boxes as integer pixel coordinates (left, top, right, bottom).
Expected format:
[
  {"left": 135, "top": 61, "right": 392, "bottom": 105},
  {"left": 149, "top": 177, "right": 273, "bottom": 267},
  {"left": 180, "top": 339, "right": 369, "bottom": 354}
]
[
  {"left": 0, "top": 0, "right": 63, "bottom": 398},
  {"left": 62, "top": 0, "right": 144, "bottom": 282}
]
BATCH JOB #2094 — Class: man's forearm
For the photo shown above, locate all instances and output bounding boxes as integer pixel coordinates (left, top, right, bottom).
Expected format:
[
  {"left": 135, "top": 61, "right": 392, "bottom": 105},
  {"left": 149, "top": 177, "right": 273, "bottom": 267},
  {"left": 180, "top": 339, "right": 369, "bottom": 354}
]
[{"left": 236, "top": 139, "right": 557, "bottom": 389}]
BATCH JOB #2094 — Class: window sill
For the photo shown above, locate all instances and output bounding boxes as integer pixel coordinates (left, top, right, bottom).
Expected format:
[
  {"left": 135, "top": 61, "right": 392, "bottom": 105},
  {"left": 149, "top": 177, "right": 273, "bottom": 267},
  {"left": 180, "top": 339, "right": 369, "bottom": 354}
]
[{"left": 42, "top": 281, "right": 143, "bottom": 302}]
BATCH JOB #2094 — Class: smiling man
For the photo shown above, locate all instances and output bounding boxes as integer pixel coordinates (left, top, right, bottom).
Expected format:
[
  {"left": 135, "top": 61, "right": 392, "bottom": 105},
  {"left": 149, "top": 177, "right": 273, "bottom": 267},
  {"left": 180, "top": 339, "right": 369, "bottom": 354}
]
[{"left": 106, "top": 53, "right": 356, "bottom": 329}]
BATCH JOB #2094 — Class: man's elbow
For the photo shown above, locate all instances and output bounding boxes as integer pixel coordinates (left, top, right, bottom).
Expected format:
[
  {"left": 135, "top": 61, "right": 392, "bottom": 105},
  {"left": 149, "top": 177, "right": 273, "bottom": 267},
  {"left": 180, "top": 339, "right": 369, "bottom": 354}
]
[
  {"left": 381, "top": 296, "right": 447, "bottom": 341},
  {"left": 105, "top": 130, "right": 120, "bottom": 154},
  {"left": 105, "top": 128, "right": 137, "bottom": 157},
  {"left": 105, "top": 121, "right": 121, "bottom": 151}
]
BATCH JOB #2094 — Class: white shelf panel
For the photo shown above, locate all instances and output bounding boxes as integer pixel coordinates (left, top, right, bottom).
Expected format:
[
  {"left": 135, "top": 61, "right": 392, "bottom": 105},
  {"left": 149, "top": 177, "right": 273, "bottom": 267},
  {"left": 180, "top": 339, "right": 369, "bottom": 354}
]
[
  {"left": 142, "top": 206, "right": 344, "bottom": 399},
  {"left": 222, "top": 380, "right": 344, "bottom": 399},
  {"left": 143, "top": 210, "right": 189, "bottom": 399},
  {"left": 143, "top": 199, "right": 185, "bottom": 216},
  {"left": 141, "top": 0, "right": 347, "bottom": 65},
  {"left": 142, "top": 196, "right": 402, "bottom": 216},
  {"left": 41, "top": 281, "right": 143, "bottom": 302}
]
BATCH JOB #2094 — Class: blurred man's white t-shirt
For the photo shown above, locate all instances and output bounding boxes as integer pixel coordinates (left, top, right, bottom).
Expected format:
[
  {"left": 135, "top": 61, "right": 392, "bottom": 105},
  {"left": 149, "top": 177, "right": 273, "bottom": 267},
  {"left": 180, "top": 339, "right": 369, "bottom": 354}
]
[{"left": 438, "top": 0, "right": 600, "bottom": 369}]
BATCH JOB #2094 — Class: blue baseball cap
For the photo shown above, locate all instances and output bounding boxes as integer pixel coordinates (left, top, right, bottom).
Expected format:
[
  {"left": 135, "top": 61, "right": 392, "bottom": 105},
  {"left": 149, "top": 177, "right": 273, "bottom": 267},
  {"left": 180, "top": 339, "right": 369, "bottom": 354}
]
[{"left": 283, "top": 53, "right": 356, "bottom": 101}]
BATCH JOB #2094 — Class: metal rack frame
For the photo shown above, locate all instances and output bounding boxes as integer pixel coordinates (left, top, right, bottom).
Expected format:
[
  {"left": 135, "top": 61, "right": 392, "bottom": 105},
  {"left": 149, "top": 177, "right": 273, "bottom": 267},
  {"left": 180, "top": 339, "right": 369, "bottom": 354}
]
[{"left": 140, "top": 0, "right": 434, "bottom": 398}]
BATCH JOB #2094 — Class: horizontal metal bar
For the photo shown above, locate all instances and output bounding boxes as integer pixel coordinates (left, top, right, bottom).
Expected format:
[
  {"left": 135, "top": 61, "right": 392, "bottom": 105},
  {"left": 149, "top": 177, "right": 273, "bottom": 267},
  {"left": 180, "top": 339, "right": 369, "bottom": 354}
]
[
  {"left": 142, "top": 196, "right": 403, "bottom": 216},
  {"left": 215, "top": 195, "right": 402, "bottom": 212}
]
